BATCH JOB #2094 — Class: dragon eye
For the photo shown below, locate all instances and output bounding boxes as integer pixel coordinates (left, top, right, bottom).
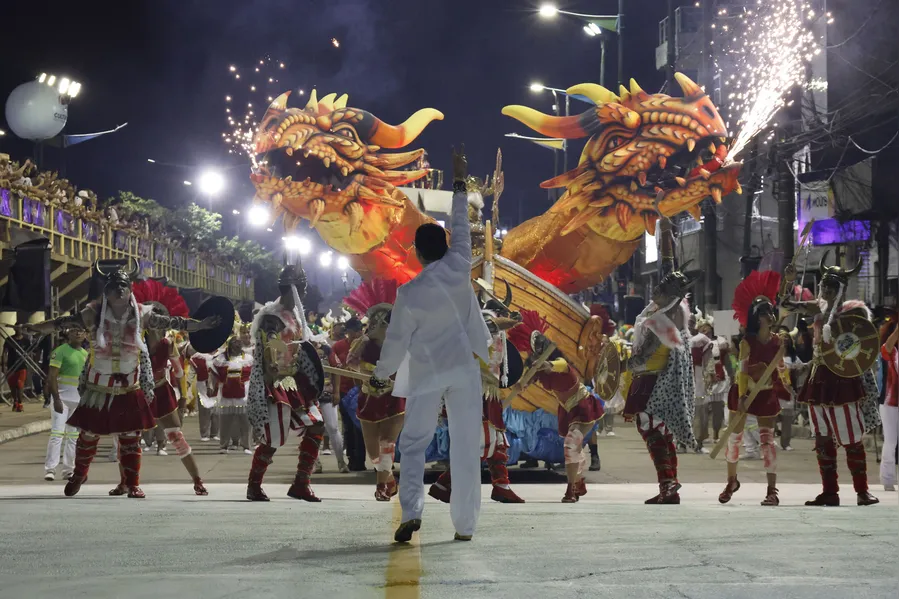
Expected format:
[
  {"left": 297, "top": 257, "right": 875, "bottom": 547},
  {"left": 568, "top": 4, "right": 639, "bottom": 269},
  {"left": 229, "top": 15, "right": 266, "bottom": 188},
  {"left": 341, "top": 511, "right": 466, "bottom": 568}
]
[
  {"left": 607, "top": 136, "right": 623, "bottom": 149},
  {"left": 333, "top": 126, "right": 359, "bottom": 142}
]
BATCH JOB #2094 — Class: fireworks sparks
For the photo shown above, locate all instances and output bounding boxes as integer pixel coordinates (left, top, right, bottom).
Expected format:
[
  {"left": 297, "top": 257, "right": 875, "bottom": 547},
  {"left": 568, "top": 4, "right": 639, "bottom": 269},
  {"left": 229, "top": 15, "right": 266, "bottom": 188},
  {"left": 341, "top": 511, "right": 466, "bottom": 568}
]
[
  {"left": 221, "top": 56, "right": 290, "bottom": 164},
  {"left": 719, "top": 0, "right": 821, "bottom": 162}
]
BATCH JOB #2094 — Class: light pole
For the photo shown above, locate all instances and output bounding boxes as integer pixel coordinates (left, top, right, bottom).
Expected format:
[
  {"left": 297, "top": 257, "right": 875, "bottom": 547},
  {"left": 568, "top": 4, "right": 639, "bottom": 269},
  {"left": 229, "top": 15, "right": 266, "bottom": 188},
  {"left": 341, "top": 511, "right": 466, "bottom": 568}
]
[
  {"left": 198, "top": 170, "right": 225, "bottom": 210},
  {"left": 537, "top": 3, "right": 623, "bottom": 87}
]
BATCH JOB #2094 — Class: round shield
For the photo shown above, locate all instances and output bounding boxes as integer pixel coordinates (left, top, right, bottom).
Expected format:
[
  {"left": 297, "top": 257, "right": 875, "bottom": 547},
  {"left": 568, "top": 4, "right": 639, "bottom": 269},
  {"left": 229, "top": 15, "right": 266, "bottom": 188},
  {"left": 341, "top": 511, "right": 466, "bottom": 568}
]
[
  {"left": 189, "top": 296, "right": 236, "bottom": 354},
  {"left": 822, "top": 313, "right": 879, "bottom": 378},
  {"left": 592, "top": 341, "right": 621, "bottom": 400},
  {"left": 501, "top": 338, "right": 524, "bottom": 388},
  {"left": 296, "top": 340, "right": 325, "bottom": 398}
]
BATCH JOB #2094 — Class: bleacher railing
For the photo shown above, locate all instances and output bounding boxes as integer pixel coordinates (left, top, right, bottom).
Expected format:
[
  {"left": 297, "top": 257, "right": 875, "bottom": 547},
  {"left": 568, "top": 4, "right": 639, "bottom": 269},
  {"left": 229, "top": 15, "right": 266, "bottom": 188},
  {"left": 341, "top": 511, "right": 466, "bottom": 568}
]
[{"left": 0, "top": 189, "right": 254, "bottom": 301}]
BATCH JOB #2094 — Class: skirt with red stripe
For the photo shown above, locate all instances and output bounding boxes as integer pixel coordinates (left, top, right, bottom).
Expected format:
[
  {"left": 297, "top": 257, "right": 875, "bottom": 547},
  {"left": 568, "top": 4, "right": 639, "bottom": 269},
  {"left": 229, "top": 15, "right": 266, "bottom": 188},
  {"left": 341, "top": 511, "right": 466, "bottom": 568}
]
[
  {"left": 623, "top": 374, "right": 658, "bottom": 418},
  {"left": 261, "top": 383, "right": 324, "bottom": 447},
  {"left": 357, "top": 392, "right": 405, "bottom": 423},
  {"left": 67, "top": 388, "right": 156, "bottom": 435},
  {"left": 483, "top": 398, "right": 506, "bottom": 431},
  {"left": 151, "top": 382, "right": 179, "bottom": 419},
  {"left": 727, "top": 385, "right": 781, "bottom": 417},
  {"left": 558, "top": 395, "right": 604, "bottom": 435},
  {"left": 799, "top": 366, "right": 865, "bottom": 407}
]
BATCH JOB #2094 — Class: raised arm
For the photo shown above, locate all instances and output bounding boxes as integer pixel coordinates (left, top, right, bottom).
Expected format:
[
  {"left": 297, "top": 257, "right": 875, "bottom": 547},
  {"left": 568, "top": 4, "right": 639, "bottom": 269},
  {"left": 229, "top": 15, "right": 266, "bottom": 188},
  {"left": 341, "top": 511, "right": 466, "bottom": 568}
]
[
  {"left": 27, "top": 306, "right": 94, "bottom": 335},
  {"left": 144, "top": 311, "right": 218, "bottom": 333},
  {"left": 447, "top": 145, "right": 472, "bottom": 262}
]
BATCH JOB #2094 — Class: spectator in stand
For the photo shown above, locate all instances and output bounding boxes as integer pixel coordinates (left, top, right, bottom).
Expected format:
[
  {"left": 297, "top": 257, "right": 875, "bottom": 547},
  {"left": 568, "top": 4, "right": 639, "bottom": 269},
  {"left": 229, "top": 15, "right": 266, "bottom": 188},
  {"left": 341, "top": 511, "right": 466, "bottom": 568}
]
[
  {"left": 329, "top": 317, "right": 367, "bottom": 471},
  {"left": 879, "top": 318, "right": 898, "bottom": 492},
  {"left": 4, "top": 326, "right": 29, "bottom": 412}
]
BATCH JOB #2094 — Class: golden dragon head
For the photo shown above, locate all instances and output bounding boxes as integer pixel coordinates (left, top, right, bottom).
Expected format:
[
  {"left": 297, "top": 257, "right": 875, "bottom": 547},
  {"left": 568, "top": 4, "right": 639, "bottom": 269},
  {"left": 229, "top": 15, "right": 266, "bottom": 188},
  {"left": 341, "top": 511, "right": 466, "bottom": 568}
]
[
  {"left": 250, "top": 90, "right": 443, "bottom": 254},
  {"left": 502, "top": 73, "right": 741, "bottom": 242}
]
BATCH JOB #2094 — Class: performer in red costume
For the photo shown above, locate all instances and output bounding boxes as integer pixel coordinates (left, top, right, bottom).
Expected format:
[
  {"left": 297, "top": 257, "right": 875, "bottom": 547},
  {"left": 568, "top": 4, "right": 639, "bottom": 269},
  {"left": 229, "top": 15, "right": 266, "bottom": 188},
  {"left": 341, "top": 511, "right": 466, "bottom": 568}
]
[
  {"left": 784, "top": 254, "right": 880, "bottom": 506},
  {"left": 246, "top": 264, "right": 326, "bottom": 502},
  {"left": 343, "top": 279, "right": 406, "bottom": 501},
  {"left": 508, "top": 310, "right": 604, "bottom": 503},
  {"left": 719, "top": 271, "right": 787, "bottom": 506},
  {"left": 212, "top": 336, "right": 253, "bottom": 453},
  {"left": 27, "top": 261, "right": 219, "bottom": 498},
  {"left": 623, "top": 266, "right": 696, "bottom": 505},
  {"left": 429, "top": 300, "right": 525, "bottom": 505}
]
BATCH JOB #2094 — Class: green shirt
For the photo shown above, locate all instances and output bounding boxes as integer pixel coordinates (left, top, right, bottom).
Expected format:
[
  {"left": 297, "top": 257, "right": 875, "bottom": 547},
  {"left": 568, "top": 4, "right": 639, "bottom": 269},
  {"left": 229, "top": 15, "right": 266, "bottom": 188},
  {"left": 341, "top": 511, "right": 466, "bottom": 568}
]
[{"left": 49, "top": 343, "right": 88, "bottom": 387}]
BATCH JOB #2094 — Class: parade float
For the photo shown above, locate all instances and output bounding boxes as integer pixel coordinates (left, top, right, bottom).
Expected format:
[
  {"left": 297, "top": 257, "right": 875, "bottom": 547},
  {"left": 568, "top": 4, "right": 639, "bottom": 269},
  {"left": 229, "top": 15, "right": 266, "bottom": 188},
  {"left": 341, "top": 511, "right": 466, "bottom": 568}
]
[{"left": 247, "top": 76, "right": 741, "bottom": 463}]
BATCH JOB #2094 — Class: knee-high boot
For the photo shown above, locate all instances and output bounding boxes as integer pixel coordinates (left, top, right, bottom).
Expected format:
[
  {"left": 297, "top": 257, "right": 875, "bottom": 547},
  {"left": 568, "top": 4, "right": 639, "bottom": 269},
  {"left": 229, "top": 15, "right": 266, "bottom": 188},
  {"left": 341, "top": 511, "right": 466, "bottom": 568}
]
[
  {"left": 118, "top": 435, "right": 145, "bottom": 498},
  {"left": 64, "top": 433, "right": 100, "bottom": 497},
  {"left": 488, "top": 445, "right": 524, "bottom": 503},
  {"left": 247, "top": 444, "right": 276, "bottom": 501},
  {"left": 288, "top": 432, "right": 322, "bottom": 502},
  {"left": 806, "top": 437, "right": 840, "bottom": 506},
  {"left": 845, "top": 441, "right": 879, "bottom": 505},
  {"left": 639, "top": 428, "right": 680, "bottom": 504}
]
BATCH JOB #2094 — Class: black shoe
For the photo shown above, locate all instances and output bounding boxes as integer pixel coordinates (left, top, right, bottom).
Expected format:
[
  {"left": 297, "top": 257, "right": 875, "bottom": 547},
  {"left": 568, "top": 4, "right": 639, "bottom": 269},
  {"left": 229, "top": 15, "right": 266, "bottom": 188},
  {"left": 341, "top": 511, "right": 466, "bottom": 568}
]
[
  {"left": 589, "top": 454, "right": 601, "bottom": 471},
  {"left": 519, "top": 459, "right": 539, "bottom": 469},
  {"left": 394, "top": 519, "right": 421, "bottom": 543}
]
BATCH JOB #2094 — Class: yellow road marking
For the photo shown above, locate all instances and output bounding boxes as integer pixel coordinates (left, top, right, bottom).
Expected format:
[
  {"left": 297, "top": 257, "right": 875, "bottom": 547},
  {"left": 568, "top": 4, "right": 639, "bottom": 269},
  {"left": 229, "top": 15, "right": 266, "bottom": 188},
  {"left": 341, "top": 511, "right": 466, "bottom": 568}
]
[{"left": 385, "top": 499, "right": 421, "bottom": 598}]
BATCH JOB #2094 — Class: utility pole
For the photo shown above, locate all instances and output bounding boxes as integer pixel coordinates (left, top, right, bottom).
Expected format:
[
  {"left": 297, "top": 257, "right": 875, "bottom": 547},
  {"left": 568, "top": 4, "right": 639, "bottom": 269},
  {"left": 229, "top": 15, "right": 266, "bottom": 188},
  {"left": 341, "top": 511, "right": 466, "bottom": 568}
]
[
  {"left": 740, "top": 142, "right": 763, "bottom": 278},
  {"left": 600, "top": 37, "right": 607, "bottom": 88}
]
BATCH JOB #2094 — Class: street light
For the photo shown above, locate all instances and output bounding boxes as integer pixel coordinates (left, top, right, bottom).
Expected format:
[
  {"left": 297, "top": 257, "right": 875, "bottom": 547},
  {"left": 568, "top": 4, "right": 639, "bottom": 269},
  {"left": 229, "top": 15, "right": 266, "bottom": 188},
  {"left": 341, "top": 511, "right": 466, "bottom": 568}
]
[
  {"left": 232, "top": 209, "right": 240, "bottom": 215},
  {"left": 529, "top": 82, "right": 545, "bottom": 93},
  {"left": 538, "top": 4, "right": 559, "bottom": 18},
  {"left": 336, "top": 256, "right": 350, "bottom": 271},
  {"left": 319, "top": 251, "right": 333, "bottom": 267},
  {"left": 283, "top": 235, "right": 312, "bottom": 255},
  {"left": 198, "top": 170, "right": 225, "bottom": 196},
  {"left": 248, "top": 204, "right": 270, "bottom": 226}
]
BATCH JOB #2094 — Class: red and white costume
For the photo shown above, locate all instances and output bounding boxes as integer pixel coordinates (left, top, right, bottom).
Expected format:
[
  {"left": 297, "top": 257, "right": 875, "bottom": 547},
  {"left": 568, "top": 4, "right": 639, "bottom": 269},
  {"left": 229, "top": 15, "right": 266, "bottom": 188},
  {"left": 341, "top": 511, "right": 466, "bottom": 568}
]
[
  {"left": 213, "top": 349, "right": 252, "bottom": 451},
  {"left": 880, "top": 334, "right": 898, "bottom": 488},
  {"left": 246, "top": 289, "right": 325, "bottom": 502}
]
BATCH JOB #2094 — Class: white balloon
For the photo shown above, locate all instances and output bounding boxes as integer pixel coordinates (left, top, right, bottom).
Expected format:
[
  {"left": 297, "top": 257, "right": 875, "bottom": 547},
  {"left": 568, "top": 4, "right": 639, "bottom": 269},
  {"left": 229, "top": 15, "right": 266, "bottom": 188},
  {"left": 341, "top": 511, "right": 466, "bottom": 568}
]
[{"left": 4, "top": 80, "right": 68, "bottom": 141}]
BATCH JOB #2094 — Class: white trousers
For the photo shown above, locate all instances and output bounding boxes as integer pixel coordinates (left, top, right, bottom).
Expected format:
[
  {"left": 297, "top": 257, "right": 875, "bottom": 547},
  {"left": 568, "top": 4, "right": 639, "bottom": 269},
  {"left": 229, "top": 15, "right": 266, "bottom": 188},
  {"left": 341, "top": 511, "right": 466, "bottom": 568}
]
[
  {"left": 399, "top": 369, "right": 482, "bottom": 536},
  {"left": 44, "top": 385, "right": 80, "bottom": 473},
  {"left": 880, "top": 404, "right": 898, "bottom": 486},
  {"left": 319, "top": 401, "right": 344, "bottom": 459}
]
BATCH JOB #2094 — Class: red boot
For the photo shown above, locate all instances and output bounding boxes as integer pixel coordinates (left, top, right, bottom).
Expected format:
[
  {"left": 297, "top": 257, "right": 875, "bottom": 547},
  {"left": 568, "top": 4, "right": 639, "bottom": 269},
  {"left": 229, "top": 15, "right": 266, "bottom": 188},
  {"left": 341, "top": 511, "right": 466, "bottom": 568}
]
[
  {"left": 576, "top": 478, "right": 587, "bottom": 497},
  {"left": 806, "top": 437, "right": 840, "bottom": 506},
  {"left": 247, "top": 444, "right": 276, "bottom": 502},
  {"left": 64, "top": 433, "right": 99, "bottom": 497},
  {"left": 719, "top": 477, "right": 741, "bottom": 504},
  {"left": 287, "top": 480, "right": 321, "bottom": 502},
  {"left": 491, "top": 485, "right": 525, "bottom": 503},
  {"left": 118, "top": 435, "right": 145, "bottom": 499},
  {"left": 844, "top": 442, "right": 878, "bottom": 505},
  {"left": 428, "top": 470, "right": 452, "bottom": 503},
  {"left": 375, "top": 483, "right": 391, "bottom": 501},
  {"left": 562, "top": 483, "right": 579, "bottom": 503},
  {"left": 287, "top": 433, "right": 322, "bottom": 502},
  {"left": 386, "top": 477, "right": 398, "bottom": 498}
]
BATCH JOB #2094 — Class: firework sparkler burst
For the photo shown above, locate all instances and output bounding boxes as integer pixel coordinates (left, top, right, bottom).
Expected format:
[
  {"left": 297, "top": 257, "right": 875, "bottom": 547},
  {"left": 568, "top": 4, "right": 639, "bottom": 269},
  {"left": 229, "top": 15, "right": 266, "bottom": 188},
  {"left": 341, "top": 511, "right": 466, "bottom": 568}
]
[
  {"left": 222, "top": 56, "right": 305, "bottom": 167},
  {"left": 721, "top": 0, "right": 821, "bottom": 162}
]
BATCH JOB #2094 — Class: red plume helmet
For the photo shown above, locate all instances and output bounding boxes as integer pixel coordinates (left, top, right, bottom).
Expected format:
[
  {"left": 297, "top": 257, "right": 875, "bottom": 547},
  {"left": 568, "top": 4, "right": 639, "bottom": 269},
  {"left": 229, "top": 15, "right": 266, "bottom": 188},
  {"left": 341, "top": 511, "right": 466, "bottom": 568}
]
[
  {"left": 508, "top": 309, "right": 550, "bottom": 353},
  {"left": 731, "top": 270, "right": 781, "bottom": 327},
  {"left": 343, "top": 279, "right": 398, "bottom": 316},
  {"left": 131, "top": 279, "right": 189, "bottom": 318},
  {"left": 589, "top": 304, "right": 617, "bottom": 336}
]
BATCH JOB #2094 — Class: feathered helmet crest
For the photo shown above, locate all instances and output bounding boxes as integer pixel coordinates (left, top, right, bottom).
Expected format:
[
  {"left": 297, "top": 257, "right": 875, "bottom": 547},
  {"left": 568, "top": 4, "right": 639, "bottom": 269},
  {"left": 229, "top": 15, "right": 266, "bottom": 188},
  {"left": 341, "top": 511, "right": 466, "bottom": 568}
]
[
  {"left": 344, "top": 279, "right": 399, "bottom": 328},
  {"left": 731, "top": 270, "right": 781, "bottom": 327},
  {"left": 131, "top": 279, "right": 189, "bottom": 318},
  {"left": 588, "top": 304, "right": 617, "bottom": 336},
  {"left": 508, "top": 309, "right": 550, "bottom": 353}
]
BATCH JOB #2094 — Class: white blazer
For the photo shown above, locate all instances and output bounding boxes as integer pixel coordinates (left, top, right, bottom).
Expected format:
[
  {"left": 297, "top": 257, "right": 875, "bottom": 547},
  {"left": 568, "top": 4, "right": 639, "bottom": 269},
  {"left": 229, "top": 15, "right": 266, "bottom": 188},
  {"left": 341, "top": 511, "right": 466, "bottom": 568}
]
[{"left": 374, "top": 190, "right": 491, "bottom": 397}]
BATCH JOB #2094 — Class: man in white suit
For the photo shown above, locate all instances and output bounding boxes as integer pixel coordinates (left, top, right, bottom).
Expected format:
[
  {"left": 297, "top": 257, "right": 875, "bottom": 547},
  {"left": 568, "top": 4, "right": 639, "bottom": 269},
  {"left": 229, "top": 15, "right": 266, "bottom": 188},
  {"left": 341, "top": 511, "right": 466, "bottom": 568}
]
[{"left": 370, "top": 146, "right": 491, "bottom": 543}]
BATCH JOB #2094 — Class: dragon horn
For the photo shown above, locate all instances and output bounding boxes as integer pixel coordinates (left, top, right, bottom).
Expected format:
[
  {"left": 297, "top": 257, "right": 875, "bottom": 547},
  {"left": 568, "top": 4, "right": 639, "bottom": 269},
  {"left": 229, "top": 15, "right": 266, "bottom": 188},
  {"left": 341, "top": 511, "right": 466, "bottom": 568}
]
[
  {"left": 674, "top": 72, "right": 703, "bottom": 97},
  {"left": 502, "top": 105, "right": 590, "bottom": 139},
  {"left": 334, "top": 94, "right": 349, "bottom": 109},
  {"left": 269, "top": 91, "right": 291, "bottom": 110},
  {"left": 305, "top": 89, "right": 319, "bottom": 112},
  {"left": 566, "top": 83, "right": 619, "bottom": 105},
  {"left": 818, "top": 249, "right": 830, "bottom": 275},
  {"left": 358, "top": 108, "right": 444, "bottom": 149}
]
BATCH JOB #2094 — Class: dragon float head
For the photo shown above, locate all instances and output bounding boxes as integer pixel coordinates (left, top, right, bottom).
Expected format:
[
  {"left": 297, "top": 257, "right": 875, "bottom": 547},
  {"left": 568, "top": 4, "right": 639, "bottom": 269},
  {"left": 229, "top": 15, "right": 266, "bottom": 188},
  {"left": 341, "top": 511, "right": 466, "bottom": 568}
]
[
  {"left": 250, "top": 90, "right": 443, "bottom": 252},
  {"left": 502, "top": 73, "right": 741, "bottom": 241}
]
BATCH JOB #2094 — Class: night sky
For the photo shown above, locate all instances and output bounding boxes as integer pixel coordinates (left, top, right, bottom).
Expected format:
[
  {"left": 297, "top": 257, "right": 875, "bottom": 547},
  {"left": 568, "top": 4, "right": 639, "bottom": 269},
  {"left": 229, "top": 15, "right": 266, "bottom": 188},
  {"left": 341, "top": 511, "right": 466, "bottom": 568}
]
[{"left": 0, "top": 0, "right": 679, "bottom": 251}]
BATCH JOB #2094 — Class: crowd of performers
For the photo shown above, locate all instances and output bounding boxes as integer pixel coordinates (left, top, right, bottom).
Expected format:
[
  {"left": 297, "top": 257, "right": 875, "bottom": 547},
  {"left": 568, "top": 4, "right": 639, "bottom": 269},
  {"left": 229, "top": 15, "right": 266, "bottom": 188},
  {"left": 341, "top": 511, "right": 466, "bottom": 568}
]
[{"left": 29, "top": 246, "right": 898, "bottom": 508}]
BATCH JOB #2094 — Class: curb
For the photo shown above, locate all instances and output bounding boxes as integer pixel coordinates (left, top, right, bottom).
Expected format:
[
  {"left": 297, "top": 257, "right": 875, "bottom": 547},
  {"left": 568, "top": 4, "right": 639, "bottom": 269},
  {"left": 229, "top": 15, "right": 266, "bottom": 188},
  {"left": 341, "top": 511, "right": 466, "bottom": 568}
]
[{"left": 0, "top": 418, "right": 52, "bottom": 445}]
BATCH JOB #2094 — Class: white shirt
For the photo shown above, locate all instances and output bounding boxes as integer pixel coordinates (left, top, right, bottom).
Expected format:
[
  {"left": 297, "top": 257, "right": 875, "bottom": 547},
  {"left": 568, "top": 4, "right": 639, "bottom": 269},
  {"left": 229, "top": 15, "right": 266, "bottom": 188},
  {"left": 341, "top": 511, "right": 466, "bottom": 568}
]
[{"left": 374, "top": 190, "right": 491, "bottom": 397}]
